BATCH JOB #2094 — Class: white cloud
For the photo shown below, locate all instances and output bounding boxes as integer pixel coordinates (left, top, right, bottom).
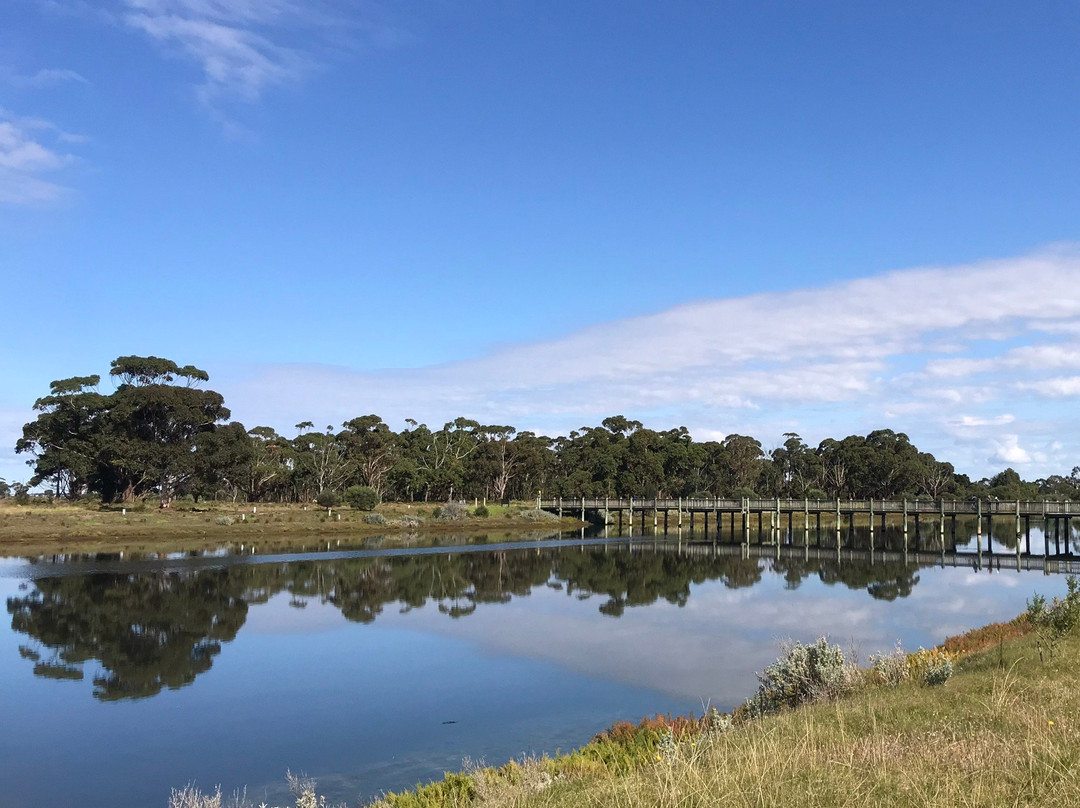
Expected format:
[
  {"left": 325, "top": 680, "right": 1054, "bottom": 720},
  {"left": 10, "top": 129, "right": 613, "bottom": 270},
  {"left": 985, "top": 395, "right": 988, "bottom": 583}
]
[
  {"left": 204, "top": 248, "right": 1080, "bottom": 479},
  {"left": 950, "top": 414, "right": 1015, "bottom": 428},
  {"left": 123, "top": 6, "right": 310, "bottom": 104},
  {"left": 0, "top": 112, "right": 82, "bottom": 205},
  {"left": 3, "top": 249, "right": 1079, "bottom": 482},
  {"left": 5, "top": 68, "right": 90, "bottom": 88},
  {"left": 1017, "top": 376, "right": 1080, "bottom": 398},
  {"left": 992, "top": 435, "right": 1031, "bottom": 466}
]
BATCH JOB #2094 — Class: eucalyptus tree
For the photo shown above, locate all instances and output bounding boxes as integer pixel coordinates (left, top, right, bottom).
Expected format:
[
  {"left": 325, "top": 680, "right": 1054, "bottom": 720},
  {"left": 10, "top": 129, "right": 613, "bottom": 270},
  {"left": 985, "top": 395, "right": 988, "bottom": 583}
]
[
  {"left": 104, "top": 357, "right": 229, "bottom": 507},
  {"left": 15, "top": 375, "right": 108, "bottom": 498},
  {"left": 341, "top": 415, "right": 398, "bottom": 499},
  {"left": 17, "top": 357, "right": 229, "bottom": 506}
]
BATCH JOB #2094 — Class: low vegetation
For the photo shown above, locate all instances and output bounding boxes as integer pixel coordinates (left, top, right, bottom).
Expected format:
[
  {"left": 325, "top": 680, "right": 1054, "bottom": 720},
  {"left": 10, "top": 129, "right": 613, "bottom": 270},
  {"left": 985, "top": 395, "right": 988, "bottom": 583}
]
[
  {"left": 170, "top": 580, "right": 1080, "bottom": 808},
  {"left": 0, "top": 499, "right": 583, "bottom": 557}
]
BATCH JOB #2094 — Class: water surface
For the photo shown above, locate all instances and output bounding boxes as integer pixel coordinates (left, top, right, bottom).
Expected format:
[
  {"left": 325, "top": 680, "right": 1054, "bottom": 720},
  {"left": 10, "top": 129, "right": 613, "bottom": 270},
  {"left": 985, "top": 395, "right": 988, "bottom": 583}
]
[{"left": 1, "top": 526, "right": 1075, "bottom": 807}]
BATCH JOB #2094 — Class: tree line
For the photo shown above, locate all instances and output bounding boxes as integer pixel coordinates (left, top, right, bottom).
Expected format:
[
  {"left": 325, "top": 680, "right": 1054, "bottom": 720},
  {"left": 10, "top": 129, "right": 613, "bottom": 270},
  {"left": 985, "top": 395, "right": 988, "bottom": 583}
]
[{"left": 12, "top": 355, "right": 1080, "bottom": 507}]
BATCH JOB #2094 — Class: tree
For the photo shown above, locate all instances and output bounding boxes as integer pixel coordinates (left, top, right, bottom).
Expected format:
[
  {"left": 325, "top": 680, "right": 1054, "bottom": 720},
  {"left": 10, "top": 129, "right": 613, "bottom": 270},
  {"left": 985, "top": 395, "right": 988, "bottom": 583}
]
[
  {"left": 15, "top": 375, "right": 108, "bottom": 499},
  {"left": 17, "top": 357, "right": 230, "bottom": 506},
  {"left": 341, "top": 415, "right": 397, "bottom": 499},
  {"left": 105, "top": 357, "right": 229, "bottom": 507}
]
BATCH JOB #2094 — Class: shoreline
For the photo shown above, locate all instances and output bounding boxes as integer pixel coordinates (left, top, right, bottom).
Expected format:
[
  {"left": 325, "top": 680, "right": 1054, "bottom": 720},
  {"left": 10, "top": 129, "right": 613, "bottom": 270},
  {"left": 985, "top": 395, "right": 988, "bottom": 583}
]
[{"left": 0, "top": 500, "right": 587, "bottom": 558}]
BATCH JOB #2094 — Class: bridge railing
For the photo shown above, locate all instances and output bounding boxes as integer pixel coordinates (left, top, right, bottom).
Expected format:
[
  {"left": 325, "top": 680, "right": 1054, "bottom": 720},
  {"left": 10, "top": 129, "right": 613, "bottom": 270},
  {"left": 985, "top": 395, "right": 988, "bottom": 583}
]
[{"left": 537, "top": 498, "right": 1080, "bottom": 516}]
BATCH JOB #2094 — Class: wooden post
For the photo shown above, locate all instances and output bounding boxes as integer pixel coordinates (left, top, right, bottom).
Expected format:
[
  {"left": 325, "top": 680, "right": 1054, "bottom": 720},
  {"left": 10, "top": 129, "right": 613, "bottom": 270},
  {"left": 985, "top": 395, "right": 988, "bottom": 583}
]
[
  {"left": 976, "top": 498, "right": 983, "bottom": 565},
  {"left": 1016, "top": 500, "right": 1022, "bottom": 566},
  {"left": 902, "top": 500, "right": 908, "bottom": 553},
  {"left": 939, "top": 499, "right": 945, "bottom": 550}
]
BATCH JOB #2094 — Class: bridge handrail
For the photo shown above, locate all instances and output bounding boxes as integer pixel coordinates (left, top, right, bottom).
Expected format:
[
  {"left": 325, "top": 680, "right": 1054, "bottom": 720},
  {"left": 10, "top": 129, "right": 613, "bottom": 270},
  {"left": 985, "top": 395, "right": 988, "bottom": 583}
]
[{"left": 536, "top": 497, "right": 1080, "bottom": 516}]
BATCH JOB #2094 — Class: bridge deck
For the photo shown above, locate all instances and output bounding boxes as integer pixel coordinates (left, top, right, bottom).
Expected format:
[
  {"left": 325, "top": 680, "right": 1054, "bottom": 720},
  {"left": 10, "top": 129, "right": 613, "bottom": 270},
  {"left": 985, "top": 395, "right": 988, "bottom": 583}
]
[{"left": 540, "top": 498, "right": 1080, "bottom": 518}]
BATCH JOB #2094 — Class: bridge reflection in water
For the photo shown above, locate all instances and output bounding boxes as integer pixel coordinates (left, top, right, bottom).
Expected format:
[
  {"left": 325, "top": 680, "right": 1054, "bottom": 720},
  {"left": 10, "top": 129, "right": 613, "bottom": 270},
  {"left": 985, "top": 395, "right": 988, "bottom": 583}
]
[{"left": 544, "top": 497, "right": 1080, "bottom": 562}]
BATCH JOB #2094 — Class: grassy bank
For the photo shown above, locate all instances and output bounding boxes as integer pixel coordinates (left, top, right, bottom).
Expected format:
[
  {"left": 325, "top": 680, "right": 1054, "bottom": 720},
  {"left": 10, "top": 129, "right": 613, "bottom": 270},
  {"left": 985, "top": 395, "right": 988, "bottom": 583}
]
[
  {"left": 176, "top": 587, "right": 1080, "bottom": 808},
  {"left": 0, "top": 500, "right": 585, "bottom": 557}
]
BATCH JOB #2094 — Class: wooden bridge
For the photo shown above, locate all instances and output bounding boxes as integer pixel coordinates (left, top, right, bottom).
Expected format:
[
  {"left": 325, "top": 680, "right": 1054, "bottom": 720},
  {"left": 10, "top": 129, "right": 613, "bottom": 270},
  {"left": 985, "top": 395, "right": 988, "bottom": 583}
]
[{"left": 540, "top": 497, "right": 1079, "bottom": 560}]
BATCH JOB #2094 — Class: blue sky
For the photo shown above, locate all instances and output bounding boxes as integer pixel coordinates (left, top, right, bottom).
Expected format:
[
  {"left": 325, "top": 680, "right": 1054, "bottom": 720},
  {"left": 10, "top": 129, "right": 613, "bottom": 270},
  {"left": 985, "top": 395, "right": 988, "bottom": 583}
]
[{"left": 2, "top": 0, "right": 1080, "bottom": 483}]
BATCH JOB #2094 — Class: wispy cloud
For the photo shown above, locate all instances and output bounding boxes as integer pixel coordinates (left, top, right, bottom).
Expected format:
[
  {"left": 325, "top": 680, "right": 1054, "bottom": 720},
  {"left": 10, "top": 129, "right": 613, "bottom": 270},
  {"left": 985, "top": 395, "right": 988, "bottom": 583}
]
[
  {"left": 0, "top": 111, "right": 83, "bottom": 205},
  {"left": 120, "top": 0, "right": 312, "bottom": 105},
  {"left": 4, "top": 68, "right": 90, "bottom": 88},
  {"left": 216, "top": 248, "right": 1080, "bottom": 478}
]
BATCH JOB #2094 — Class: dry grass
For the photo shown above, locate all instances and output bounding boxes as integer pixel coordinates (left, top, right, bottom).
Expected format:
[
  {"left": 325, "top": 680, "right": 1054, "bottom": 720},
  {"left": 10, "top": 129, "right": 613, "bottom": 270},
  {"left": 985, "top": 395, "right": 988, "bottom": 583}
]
[{"left": 509, "top": 631, "right": 1080, "bottom": 808}]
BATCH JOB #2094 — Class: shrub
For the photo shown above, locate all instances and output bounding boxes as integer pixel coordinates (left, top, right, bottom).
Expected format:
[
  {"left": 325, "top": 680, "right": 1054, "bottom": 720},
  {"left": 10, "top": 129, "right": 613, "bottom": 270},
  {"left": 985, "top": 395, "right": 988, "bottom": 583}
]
[
  {"left": 363, "top": 513, "right": 388, "bottom": 525},
  {"left": 743, "top": 637, "right": 855, "bottom": 717},
  {"left": 1027, "top": 576, "right": 1080, "bottom": 639},
  {"left": 520, "top": 508, "right": 559, "bottom": 522},
  {"left": 215, "top": 516, "right": 235, "bottom": 526},
  {"left": 314, "top": 490, "right": 341, "bottom": 508},
  {"left": 473, "top": 504, "right": 490, "bottom": 518},
  {"left": 703, "top": 706, "right": 734, "bottom": 736},
  {"left": 906, "top": 647, "right": 957, "bottom": 686},
  {"left": 923, "top": 655, "right": 954, "bottom": 686},
  {"left": 344, "top": 485, "right": 379, "bottom": 511},
  {"left": 870, "top": 643, "right": 909, "bottom": 687},
  {"left": 437, "top": 501, "right": 468, "bottom": 521},
  {"left": 431, "top": 506, "right": 442, "bottom": 519},
  {"left": 398, "top": 515, "right": 424, "bottom": 528}
]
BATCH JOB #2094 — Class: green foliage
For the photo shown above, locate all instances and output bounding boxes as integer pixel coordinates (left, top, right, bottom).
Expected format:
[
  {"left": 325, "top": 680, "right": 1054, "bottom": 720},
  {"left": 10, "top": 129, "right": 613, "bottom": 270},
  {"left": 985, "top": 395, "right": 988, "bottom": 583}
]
[
  {"left": 473, "top": 504, "right": 489, "bottom": 518},
  {"left": 315, "top": 490, "right": 341, "bottom": 508},
  {"left": 344, "top": 485, "right": 379, "bottom": 511},
  {"left": 363, "top": 513, "right": 388, "bottom": 525},
  {"left": 743, "top": 637, "right": 855, "bottom": 717},
  {"left": 1027, "top": 577, "right": 1080, "bottom": 659}
]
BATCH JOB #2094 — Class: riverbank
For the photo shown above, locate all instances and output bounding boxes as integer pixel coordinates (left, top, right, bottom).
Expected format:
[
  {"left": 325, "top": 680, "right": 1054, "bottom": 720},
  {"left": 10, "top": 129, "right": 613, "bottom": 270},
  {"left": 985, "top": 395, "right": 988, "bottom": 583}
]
[
  {"left": 0, "top": 500, "right": 586, "bottom": 557},
  {"left": 178, "top": 592, "right": 1080, "bottom": 808}
]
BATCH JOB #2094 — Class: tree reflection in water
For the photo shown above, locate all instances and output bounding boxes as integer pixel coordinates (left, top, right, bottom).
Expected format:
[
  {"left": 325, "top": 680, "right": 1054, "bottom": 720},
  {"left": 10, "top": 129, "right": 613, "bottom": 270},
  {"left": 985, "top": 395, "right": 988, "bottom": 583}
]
[{"left": 7, "top": 543, "right": 930, "bottom": 699}]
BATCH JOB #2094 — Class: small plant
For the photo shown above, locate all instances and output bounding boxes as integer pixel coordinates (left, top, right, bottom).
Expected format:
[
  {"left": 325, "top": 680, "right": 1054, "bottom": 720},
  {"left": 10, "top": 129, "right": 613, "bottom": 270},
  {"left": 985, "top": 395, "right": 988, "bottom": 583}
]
[
  {"left": 923, "top": 655, "right": 954, "bottom": 687},
  {"left": 742, "top": 637, "right": 855, "bottom": 717},
  {"left": 432, "top": 506, "right": 442, "bottom": 519},
  {"left": 1027, "top": 577, "right": 1080, "bottom": 659},
  {"left": 214, "top": 515, "right": 235, "bottom": 526},
  {"left": 473, "top": 504, "right": 489, "bottom": 518},
  {"left": 870, "top": 642, "right": 909, "bottom": 687},
  {"left": 344, "top": 485, "right": 379, "bottom": 511},
  {"left": 520, "top": 508, "right": 559, "bottom": 522},
  {"left": 437, "top": 501, "right": 468, "bottom": 521},
  {"left": 399, "top": 515, "right": 424, "bottom": 528},
  {"left": 703, "top": 706, "right": 734, "bottom": 736},
  {"left": 656, "top": 729, "right": 677, "bottom": 763},
  {"left": 905, "top": 647, "right": 957, "bottom": 686},
  {"left": 363, "top": 513, "right": 388, "bottom": 525},
  {"left": 314, "top": 490, "right": 341, "bottom": 508}
]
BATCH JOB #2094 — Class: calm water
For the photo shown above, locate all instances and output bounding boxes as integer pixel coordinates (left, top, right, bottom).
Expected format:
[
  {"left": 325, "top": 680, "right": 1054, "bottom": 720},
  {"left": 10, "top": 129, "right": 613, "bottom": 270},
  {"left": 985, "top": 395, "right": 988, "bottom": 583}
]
[{"left": 1, "top": 526, "right": 1076, "bottom": 808}]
